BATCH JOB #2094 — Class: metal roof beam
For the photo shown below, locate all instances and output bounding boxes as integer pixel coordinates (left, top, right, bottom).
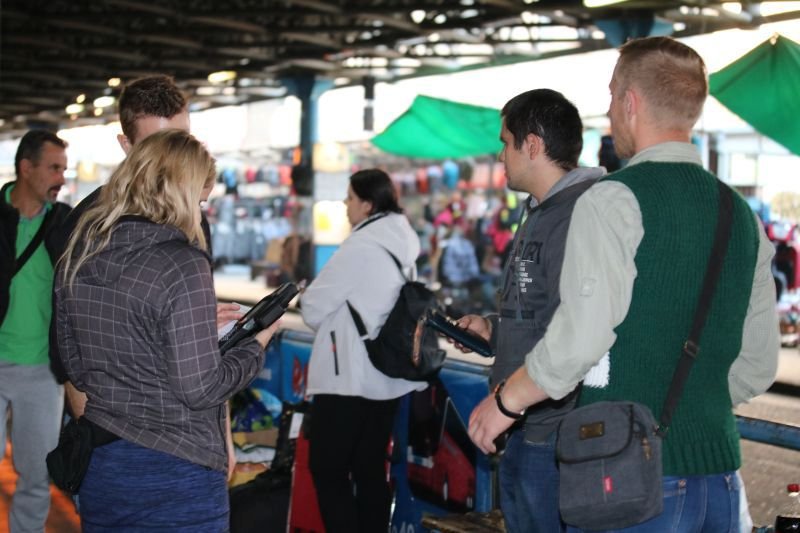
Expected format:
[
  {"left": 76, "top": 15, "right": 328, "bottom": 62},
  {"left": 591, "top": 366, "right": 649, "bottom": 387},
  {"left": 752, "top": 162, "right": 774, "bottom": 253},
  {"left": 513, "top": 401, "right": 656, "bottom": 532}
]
[
  {"left": 287, "top": 0, "right": 344, "bottom": 14},
  {"left": 282, "top": 32, "right": 340, "bottom": 48},
  {"left": 188, "top": 16, "right": 266, "bottom": 34}
]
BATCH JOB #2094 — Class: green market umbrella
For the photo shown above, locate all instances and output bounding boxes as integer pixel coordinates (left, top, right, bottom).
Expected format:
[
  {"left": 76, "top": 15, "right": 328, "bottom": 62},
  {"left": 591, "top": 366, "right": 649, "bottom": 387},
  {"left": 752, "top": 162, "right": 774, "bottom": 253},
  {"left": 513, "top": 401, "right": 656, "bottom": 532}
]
[
  {"left": 371, "top": 95, "right": 502, "bottom": 159},
  {"left": 710, "top": 34, "right": 800, "bottom": 156}
]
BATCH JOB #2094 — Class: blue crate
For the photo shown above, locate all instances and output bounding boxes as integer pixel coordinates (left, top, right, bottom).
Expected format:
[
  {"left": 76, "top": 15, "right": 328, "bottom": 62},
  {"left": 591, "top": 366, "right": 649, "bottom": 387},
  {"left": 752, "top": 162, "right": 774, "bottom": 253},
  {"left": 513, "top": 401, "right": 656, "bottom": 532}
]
[{"left": 391, "top": 359, "right": 494, "bottom": 532}]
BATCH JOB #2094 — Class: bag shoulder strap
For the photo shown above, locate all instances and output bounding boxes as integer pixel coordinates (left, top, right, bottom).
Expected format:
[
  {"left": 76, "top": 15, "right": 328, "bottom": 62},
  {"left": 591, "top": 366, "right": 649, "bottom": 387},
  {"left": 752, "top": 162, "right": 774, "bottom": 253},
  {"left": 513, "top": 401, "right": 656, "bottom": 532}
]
[
  {"left": 13, "top": 217, "right": 49, "bottom": 277},
  {"left": 657, "top": 180, "right": 734, "bottom": 436},
  {"left": 381, "top": 246, "right": 411, "bottom": 282}
]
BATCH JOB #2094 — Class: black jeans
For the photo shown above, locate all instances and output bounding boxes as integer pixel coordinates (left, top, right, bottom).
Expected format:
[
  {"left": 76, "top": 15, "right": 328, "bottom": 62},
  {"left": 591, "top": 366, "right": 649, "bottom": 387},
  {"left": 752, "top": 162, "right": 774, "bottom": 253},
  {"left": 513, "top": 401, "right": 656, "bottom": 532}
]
[{"left": 309, "top": 394, "right": 399, "bottom": 533}]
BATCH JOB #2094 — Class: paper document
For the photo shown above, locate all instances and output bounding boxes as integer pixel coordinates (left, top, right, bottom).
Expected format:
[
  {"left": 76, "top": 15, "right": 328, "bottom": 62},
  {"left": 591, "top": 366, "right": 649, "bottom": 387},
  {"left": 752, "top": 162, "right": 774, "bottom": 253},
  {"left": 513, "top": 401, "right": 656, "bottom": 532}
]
[{"left": 218, "top": 304, "right": 252, "bottom": 338}]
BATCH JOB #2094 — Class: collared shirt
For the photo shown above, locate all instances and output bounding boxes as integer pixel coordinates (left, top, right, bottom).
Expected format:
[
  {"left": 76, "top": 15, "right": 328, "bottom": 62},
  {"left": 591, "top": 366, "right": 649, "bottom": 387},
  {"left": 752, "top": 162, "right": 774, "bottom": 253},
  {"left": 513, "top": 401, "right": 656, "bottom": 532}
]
[
  {"left": 0, "top": 184, "right": 54, "bottom": 365},
  {"left": 524, "top": 142, "right": 779, "bottom": 406}
]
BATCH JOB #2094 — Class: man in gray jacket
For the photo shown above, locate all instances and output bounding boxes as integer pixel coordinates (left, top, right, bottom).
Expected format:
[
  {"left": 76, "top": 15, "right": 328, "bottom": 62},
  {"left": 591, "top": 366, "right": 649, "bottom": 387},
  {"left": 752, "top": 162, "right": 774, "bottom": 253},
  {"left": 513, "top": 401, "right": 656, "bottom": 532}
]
[{"left": 457, "top": 89, "right": 604, "bottom": 532}]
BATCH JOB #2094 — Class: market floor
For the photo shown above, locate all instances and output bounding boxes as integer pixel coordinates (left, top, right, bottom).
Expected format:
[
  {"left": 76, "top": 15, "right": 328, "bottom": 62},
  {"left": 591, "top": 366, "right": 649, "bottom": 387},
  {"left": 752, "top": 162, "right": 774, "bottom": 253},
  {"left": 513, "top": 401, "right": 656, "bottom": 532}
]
[{"left": 0, "top": 441, "right": 80, "bottom": 533}]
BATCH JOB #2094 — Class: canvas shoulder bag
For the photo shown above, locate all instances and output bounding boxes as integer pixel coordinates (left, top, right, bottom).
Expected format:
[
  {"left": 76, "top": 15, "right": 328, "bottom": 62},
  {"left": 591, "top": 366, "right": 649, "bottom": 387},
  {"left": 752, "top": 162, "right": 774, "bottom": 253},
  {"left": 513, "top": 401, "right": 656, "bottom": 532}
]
[{"left": 556, "top": 180, "right": 734, "bottom": 531}]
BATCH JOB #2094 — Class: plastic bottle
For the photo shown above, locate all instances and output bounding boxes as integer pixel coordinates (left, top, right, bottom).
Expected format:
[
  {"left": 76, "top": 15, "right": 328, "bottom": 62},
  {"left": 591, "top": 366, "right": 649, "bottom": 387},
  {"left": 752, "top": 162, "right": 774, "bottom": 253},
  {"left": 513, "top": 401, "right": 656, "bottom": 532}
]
[{"left": 775, "top": 483, "right": 800, "bottom": 532}]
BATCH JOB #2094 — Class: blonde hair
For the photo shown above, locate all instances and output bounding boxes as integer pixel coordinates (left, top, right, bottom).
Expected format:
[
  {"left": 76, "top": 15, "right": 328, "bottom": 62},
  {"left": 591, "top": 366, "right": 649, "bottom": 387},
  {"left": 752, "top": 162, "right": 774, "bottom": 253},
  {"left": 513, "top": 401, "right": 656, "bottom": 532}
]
[
  {"left": 615, "top": 36, "right": 708, "bottom": 130},
  {"left": 61, "top": 129, "right": 215, "bottom": 288}
]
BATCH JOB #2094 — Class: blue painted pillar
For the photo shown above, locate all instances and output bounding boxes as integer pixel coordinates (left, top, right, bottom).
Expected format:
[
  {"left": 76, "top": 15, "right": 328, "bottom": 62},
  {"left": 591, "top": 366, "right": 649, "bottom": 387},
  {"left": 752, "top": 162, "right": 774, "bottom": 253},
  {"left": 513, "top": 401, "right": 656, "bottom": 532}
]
[
  {"left": 595, "top": 15, "right": 674, "bottom": 47},
  {"left": 280, "top": 74, "right": 334, "bottom": 278},
  {"left": 280, "top": 74, "right": 333, "bottom": 172}
]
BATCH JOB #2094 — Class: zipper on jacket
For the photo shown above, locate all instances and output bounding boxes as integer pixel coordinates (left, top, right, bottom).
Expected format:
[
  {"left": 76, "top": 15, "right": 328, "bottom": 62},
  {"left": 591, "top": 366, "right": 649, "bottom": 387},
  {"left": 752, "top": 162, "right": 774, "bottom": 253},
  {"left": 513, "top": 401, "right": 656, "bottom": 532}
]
[
  {"left": 330, "top": 331, "right": 340, "bottom": 375},
  {"left": 219, "top": 404, "right": 228, "bottom": 470}
]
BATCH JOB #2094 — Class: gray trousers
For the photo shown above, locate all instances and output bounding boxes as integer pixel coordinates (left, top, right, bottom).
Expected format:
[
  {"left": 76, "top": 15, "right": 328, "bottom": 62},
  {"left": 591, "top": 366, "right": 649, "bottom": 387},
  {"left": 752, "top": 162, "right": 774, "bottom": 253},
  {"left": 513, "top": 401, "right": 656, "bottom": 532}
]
[{"left": 0, "top": 361, "right": 64, "bottom": 533}]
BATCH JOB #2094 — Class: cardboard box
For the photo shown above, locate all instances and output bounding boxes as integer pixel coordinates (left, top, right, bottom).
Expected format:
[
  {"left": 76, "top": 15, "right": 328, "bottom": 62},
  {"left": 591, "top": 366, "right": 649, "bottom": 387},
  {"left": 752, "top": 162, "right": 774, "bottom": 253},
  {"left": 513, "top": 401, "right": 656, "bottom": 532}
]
[{"left": 233, "top": 427, "right": 280, "bottom": 448}]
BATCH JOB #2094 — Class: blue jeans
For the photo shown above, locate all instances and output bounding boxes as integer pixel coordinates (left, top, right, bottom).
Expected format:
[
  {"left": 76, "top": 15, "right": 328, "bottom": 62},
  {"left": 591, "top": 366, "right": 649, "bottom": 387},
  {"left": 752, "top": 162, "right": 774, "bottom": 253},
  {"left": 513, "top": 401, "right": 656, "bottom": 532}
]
[
  {"left": 566, "top": 471, "right": 741, "bottom": 533},
  {"left": 499, "top": 429, "right": 564, "bottom": 533}
]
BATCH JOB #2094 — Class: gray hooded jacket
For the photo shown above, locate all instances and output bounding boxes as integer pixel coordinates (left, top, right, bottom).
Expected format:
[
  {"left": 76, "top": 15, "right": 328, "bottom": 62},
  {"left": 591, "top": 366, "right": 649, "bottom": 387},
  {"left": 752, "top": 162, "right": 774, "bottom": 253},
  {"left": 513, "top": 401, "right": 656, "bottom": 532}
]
[{"left": 489, "top": 166, "right": 605, "bottom": 441}]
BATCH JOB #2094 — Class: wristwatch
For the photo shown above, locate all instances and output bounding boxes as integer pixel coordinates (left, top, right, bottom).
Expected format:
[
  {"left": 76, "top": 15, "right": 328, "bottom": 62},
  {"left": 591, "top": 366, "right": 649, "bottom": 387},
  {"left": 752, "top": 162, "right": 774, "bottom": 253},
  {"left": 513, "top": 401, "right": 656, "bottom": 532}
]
[{"left": 494, "top": 380, "right": 525, "bottom": 420}]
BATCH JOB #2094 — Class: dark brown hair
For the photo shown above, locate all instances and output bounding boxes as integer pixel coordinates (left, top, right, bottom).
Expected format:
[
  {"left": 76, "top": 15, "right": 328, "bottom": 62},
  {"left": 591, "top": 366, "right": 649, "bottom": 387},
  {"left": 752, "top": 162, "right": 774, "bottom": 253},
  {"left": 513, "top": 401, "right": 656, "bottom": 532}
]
[
  {"left": 350, "top": 168, "right": 402, "bottom": 215},
  {"left": 501, "top": 88, "right": 583, "bottom": 172},
  {"left": 14, "top": 129, "right": 68, "bottom": 177},
  {"left": 118, "top": 75, "right": 188, "bottom": 143}
]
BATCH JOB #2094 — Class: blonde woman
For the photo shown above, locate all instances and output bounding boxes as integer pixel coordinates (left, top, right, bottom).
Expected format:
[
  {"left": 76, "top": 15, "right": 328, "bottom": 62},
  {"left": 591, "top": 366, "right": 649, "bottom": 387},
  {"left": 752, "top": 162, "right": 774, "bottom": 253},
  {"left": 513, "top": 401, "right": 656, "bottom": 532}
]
[{"left": 55, "top": 129, "right": 277, "bottom": 532}]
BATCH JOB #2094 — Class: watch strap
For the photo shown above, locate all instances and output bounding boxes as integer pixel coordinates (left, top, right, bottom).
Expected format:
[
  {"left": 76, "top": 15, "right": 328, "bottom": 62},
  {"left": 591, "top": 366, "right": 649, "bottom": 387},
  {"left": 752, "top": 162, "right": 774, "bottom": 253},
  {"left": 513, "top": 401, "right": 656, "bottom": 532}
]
[{"left": 494, "top": 380, "right": 524, "bottom": 420}]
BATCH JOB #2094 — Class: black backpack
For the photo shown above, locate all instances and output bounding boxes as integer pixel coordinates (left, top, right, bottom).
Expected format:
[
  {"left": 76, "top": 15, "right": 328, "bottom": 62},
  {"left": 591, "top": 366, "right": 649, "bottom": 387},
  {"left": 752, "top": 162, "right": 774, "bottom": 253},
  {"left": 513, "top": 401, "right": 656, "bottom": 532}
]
[{"left": 347, "top": 248, "right": 445, "bottom": 382}]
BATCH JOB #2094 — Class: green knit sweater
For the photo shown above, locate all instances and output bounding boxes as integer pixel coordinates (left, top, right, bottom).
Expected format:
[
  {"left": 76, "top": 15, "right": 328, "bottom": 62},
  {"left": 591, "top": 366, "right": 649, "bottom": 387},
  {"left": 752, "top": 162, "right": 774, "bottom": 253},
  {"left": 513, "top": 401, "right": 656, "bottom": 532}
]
[{"left": 579, "top": 161, "right": 759, "bottom": 475}]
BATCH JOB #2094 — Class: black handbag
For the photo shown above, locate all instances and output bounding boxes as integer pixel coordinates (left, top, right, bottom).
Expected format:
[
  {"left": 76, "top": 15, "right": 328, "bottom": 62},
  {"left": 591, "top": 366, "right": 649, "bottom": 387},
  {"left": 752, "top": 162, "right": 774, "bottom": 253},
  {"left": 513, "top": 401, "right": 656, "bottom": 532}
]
[
  {"left": 556, "top": 180, "right": 734, "bottom": 530},
  {"left": 46, "top": 417, "right": 119, "bottom": 493}
]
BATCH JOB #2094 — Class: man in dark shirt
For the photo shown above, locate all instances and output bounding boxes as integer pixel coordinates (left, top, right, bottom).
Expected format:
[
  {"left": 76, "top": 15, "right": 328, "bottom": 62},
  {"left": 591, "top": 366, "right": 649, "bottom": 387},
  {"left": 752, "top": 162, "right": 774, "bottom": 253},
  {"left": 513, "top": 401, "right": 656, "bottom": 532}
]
[
  {"left": 53, "top": 75, "right": 243, "bottom": 475},
  {"left": 55, "top": 75, "right": 195, "bottom": 411}
]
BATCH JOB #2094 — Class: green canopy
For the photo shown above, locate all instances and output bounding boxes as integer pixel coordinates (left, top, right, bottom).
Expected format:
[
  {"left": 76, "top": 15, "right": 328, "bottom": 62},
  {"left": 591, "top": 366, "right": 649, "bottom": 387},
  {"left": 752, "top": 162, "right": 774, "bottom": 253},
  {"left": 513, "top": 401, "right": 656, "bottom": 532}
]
[
  {"left": 371, "top": 95, "right": 502, "bottom": 159},
  {"left": 710, "top": 34, "right": 800, "bottom": 156}
]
